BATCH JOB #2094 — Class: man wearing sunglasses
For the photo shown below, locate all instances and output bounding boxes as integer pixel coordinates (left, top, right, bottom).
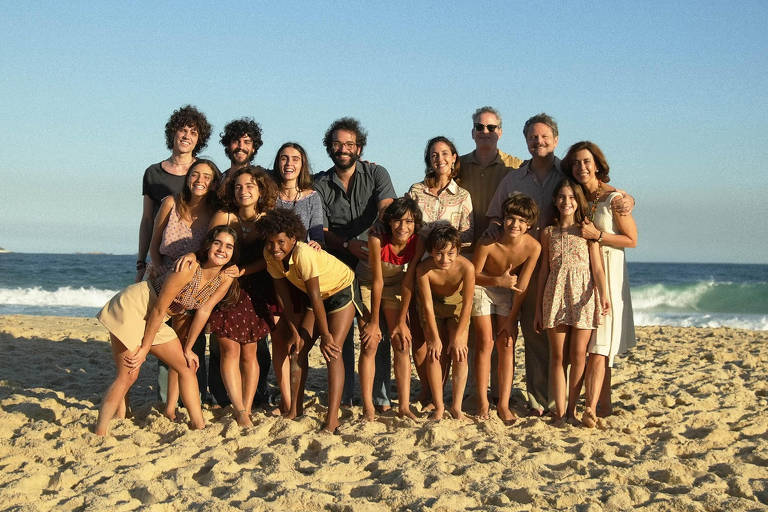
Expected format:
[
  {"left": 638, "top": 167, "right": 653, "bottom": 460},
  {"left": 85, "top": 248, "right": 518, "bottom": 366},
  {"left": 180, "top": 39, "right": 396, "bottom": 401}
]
[{"left": 457, "top": 106, "right": 524, "bottom": 245}]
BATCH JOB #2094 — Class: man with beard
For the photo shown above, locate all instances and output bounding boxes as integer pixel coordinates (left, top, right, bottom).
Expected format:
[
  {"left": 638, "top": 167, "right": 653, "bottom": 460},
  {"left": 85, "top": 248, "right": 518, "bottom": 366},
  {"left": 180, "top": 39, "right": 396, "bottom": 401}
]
[
  {"left": 216, "top": 118, "right": 273, "bottom": 409},
  {"left": 314, "top": 117, "right": 396, "bottom": 407}
]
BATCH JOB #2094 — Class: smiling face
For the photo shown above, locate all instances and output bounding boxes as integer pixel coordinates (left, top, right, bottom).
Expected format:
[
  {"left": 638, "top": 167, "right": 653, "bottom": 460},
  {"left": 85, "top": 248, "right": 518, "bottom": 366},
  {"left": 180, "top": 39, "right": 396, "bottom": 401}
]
[
  {"left": 187, "top": 163, "right": 215, "bottom": 197},
  {"left": 389, "top": 212, "right": 415, "bottom": 244},
  {"left": 471, "top": 111, "right": 502, "bottom": 151},
  {"left": 208, "top": 232, "right": 235, "bottom": 266},
  {"left": 503, "top": 214, "right": 530, "bottom": 238},
  {"left": 329, "top": 129, "right": 361, "bottom": 170},
  {"left": 555, "top": 185, "right": 578, "bottom": 219},
  {"left": 431, "top": 243, "right": 457, "bottom": 270},
  {"left": 227, "top": 134, "right": 255, "bottom": 167},
  {"left": 570, "top": 148, "right": 598, "bottom": 187},
  {"left": 525, "top": 122, "right": 558, "bottom": 160},
  {"left": 266, "top": 232, "right": 297, "bottom": 262},
  {"left": 173, "top": 125, "right": 199, "bottom": 155},
  {"left": 234, "top": 173, "right": 259, "bottom": 208},
  {"left": 278, "top": 147, "right": 303, "bottom": 184},
  {"left": 429, "top": 141, "right": 457, "bottom": 180}
]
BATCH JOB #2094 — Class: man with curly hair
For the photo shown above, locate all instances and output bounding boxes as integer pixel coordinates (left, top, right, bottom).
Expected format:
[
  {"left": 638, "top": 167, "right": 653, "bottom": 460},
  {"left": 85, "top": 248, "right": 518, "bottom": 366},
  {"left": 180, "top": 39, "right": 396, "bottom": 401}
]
[
  {"left": 219, "top": 117, "right": 268, "bottom": 185},
  {"left": 314, "top": 117, "right": 396, "bottom": 407}
]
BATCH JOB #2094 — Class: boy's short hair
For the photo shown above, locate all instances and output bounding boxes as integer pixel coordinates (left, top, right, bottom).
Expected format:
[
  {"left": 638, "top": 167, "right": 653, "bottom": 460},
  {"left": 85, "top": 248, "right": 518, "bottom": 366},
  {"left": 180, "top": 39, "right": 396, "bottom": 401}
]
[
  {"left": 501, "top": 193, "right": 539, "bottom": 228},
  {"left": 382, "top": 196, "right": 423, "bottom": 235},
  {"left": 426, "top": 225, "right": 460, "bottom": 252}
]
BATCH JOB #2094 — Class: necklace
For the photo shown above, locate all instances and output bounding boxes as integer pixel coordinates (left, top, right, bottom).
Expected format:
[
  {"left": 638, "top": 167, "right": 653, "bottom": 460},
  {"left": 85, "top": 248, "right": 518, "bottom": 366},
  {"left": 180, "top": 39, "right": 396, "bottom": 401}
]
[
  {"left": 280, "top": 187, "right": 301, "bottom": 207},
  {"left": 238, "top": 212, "right": 259, "bottom": 235},
  {"left": 588, "top": 182, "right": 603, "bottom": 221}
]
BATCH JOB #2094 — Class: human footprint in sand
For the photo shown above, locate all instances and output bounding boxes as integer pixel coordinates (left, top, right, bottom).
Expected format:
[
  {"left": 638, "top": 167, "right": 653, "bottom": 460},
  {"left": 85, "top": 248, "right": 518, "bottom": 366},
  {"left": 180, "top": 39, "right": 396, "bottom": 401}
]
[
  {"left": 471, "top": 194, "right": 541, "bottom": 424},
  {"left": 417, "top": 226, "right": 475, "bottom": 421},
  {"left": 261, "top": 209, "right": 360, "bottom": 433},
  {"left": 94, "top": 226, "right": 240, "bottom": 436}
]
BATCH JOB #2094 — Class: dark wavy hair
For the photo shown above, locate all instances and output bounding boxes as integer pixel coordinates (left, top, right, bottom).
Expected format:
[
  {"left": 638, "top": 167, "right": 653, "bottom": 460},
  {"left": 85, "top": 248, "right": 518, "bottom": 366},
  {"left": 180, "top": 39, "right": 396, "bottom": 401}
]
[
  {"left": 561, "top": 140, "right": 611, "bottom": 184},
  {"left": 177, "top": 159, "right": 222, "bottom": 220},
  {"left": 256, "top": 208, "right": 308, "bottom": 241},
  {"left": 426, "top": 225, "right": 460, "bottom": 253},
  {"left": 223, "top": 166, "right": 277, "bottom": 214},
  {"left": 382, "top": 196, "right": 423, "bottom": 236},
  {"left": 423, "top": 136, "right": 461, "bottom": 188},
  {"left": 196, "top": 225, "right": 240, "bottom": 308},
  {"left": 164, "top": 105, "right": 212, "bottom": 156},
  {"left": 220, "top": 118, "right": 264, "bottom": 162},
  {"left": 501, "top": 193, "right": 539, "bottom": 228},
  {"left": 323, "top": 117, "right": 368, "bottom": 155},
  {"left": 552, "top": 178, "right": 589, "bottom": 225},
  {"left": 272, "top": 142, "right": 313, "bottom": 190}
]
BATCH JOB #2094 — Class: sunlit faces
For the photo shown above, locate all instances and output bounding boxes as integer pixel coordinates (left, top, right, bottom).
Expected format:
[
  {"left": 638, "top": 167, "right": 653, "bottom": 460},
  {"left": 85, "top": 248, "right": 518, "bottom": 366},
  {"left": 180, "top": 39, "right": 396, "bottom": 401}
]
[
  {"left": 503, "top": 214, "right": 531, "bottom": 238},
  {"left": 227, "top": 135, "right": 255, "bottom": 166},
  {"left": 471, "top": 112, "right": 502, "bottom": 149},
  {"left": 278, "top": 147, "right": 303, "bottom": 183},
  {"left": 525, "top": 122, "right": 558, "bottom": 159},
  {"left": 389, "top": 212, "right": 416, "bottom": 244},
  {"left": 266, "top": 232, "right": 297, "bottom": 262},
  {"left": 570, "top": 149, "right": 598, "bottom": 186},
  {"left": 430, "top": 243, "right": 457, "bottom": 270},
  {"left": 429, "top": 141, "right": 457, "bottom": 178},
  {"left": 234, "top": 174, "right": 259, "bottom": 207},
  {"left": 209, "top": 232, "right": 235, "bottom": 266},
  {"left": 174, "top": 125, "right": 199, "bottom": 154},
  {"left": 187, "top": 164, "right": 215, "bottom": 196},
  {"left": 330, "top": 129, "right": 361, "bottom": 170},
  {"left": 555, "top": 186, "right": 578, "bottom": 218}
]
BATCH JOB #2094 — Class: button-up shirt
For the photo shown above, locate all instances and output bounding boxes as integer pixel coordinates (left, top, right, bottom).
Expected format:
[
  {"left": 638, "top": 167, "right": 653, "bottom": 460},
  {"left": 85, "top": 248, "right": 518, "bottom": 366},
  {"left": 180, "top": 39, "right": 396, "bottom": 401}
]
[
  {"left": 407, "top": 179, "right": 473, "bottom": 245},
  {"left": 486, "top": 157, "right": 564, "bottom": 238},
  {"left": 456, "top": 149, "right": 523, "bottom": 242}
]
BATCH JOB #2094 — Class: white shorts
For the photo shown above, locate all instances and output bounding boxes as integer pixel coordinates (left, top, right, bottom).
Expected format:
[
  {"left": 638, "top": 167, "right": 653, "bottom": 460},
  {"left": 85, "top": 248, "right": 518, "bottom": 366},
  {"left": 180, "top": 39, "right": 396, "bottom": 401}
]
[{"left": 471, "top": 285, "right": 513, "bottom": 317}]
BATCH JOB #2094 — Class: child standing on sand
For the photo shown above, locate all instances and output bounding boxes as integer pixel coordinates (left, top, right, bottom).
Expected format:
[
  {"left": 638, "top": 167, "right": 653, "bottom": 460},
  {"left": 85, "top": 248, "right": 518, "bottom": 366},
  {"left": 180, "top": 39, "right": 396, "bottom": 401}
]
[
  {"left": 260, "top": 208, "right": 361, "bottom": 433},
  {"left": 535, "top": 178, "right": 610, "bottom": 425},
  {"left": 416, "top": 226, "right": 475, "bottom": 420},
  {"left": 357, "top": 197, "right": 425, "bottom": 421},
  {"left": 471, "top": 194, "right": 541, "bottom": 423}
]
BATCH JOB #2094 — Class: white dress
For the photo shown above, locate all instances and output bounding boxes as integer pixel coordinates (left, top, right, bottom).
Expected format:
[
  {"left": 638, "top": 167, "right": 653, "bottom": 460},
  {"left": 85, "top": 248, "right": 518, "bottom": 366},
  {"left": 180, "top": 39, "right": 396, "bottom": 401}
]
[{"left": 587, "top": 192, "right": 636, "bottom": 366}]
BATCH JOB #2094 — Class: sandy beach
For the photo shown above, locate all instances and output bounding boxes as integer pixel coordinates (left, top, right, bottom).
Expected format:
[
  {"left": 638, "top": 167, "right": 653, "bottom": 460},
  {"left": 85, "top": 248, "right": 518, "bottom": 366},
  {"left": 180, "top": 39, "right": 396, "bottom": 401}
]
[{"left": 0, "top": 314, "right": 766, "bottom": 511}]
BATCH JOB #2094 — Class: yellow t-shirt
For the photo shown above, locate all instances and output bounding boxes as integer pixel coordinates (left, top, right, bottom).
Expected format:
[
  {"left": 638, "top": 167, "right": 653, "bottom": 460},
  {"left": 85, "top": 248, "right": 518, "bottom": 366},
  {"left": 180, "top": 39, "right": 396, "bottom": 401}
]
[{"left": 265, "top": 241, "right": 354, "bottom": 299}]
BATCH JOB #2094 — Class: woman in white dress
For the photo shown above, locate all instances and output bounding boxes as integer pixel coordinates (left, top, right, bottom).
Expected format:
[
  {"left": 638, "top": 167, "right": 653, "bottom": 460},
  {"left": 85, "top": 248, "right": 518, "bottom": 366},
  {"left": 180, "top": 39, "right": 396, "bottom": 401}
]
[{"left": 562, "top": 141, "right": 638, "bottom": 427}]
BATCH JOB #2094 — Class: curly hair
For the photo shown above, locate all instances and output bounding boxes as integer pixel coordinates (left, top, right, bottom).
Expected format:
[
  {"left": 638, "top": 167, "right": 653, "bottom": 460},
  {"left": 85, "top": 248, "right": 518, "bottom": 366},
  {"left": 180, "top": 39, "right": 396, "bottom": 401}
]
[
  {"left": 220, "top": 118, "right": 264, "bottom": 162},
  {"left": 561, "top": 140, "right": 611, "bottom": 184},
  {"left": 501, "top": 193, "right": 539, "bottom": 228},
  {"left": 423, "top": 136, "right": 461, "bottom": 188},
  {"left": 223, "top": 166, "right": 277, "bottom": 213},
  {"left": 272, "top": 142, "right": 313, "bottom": 190},
  {"left": 196, "top": 225, "right": 240, "bottom": 309},
  {"left": 382, "top": 196, "right": 423, "bottom": 236},
  {"left": 164, "top": 105, "right": 212, "bottom": 155},
  {"left": 256, "top": 208, "right": 307, "bottom": 241},
  {"left": 177, "top": 159, "right": 223, "bottom": 219},
  {"left": 322, "top": 117, "right": 368, "bottom": 155},
  {"left": 426, "top": 225, "right": 460, "bottom": 253},
  {"left": 552, "top": 178, "right": 590, "bottom": 225}
]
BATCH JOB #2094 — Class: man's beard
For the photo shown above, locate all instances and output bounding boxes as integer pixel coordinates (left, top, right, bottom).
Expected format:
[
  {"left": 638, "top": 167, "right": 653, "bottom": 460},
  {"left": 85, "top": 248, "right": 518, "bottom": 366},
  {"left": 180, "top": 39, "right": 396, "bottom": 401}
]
[
  {"left": 331, "top": 150, "right": 359, "bottom": 171},
  {"left": 226, "top": 148, "right": 254, "bottom": 166}
]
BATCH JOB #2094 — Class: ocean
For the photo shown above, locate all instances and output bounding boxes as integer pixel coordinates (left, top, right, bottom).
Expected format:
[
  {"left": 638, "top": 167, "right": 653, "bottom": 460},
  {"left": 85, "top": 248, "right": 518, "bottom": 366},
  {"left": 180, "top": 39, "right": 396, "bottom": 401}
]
[{"left": 0, "top": 253, "right": 766, "bottom": 330}]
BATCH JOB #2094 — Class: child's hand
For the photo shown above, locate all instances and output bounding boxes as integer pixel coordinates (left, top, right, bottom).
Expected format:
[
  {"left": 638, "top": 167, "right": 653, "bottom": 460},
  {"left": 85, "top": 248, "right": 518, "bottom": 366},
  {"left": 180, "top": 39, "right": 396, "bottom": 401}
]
[
  {"left": 497, "top": 265, "right": 519, "bottom": 290},
  {"left": 448, "top": 341, "right": 468, "bottom": 362},
  {"left": 319, "top": 332, "right": 340, "bottom": 362},
  {"left": 426, "top": 337, "right": 442, "bottom": 362},
  {"left": 307, "top": 240, "right": 322, "bottom": 251},
  {"left": 223, "top": 265, "right": 244, "bottom": 279},
  {"left": 390, "top": 322, "right": 412, "bottom": 351},
  {"left": 601, "top": 297, "right": 611, "bottom": 316},
  {"left": 183, "top": 349, "right": 200, "bottom": 372},
  {"left": 496, "top": 318, "right": 518, "bottom": 347},
  {"left": 360, "top": 321, "right": 382, "bottom": 349}
]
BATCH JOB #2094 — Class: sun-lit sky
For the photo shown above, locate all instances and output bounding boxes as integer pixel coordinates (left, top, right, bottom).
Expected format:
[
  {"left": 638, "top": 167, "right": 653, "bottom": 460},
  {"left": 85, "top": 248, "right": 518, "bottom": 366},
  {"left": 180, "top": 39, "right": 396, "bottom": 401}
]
[{"left": 1, "top": 2, "right": 766, "bottom": 263}]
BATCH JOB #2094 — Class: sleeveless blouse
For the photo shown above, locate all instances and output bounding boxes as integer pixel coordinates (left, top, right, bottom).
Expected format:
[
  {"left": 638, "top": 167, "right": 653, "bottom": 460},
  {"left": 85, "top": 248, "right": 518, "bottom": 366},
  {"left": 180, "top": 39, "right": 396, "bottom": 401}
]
[
  {"left": 151, "top": 266, "right": 225, "bottom": 315},
  {"left": 156, "top": 204, "right": 209, "bottom": 275}
]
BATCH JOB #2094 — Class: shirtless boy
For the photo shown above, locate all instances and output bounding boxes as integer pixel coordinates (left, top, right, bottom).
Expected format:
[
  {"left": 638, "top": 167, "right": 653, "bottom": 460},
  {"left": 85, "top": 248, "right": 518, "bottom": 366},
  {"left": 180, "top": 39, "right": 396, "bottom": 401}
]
[
  {"left": 472, "top": 193, "right": 541, "bottom": 423},
  {"left": 416, "top": 226, "right": 475, "bottom": 420}
]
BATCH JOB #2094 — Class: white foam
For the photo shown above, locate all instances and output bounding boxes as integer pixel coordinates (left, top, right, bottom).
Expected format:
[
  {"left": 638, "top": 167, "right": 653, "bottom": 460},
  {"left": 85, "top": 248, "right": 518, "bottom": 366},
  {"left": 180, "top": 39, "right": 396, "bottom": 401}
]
[
  {"left": 633, "top": 311, "right": 768, "bottom": 331},
  {"left": 630, "top": 281, "right": 712, "bottom": 310},
  {"left": 0, "top": 286, "right": 117, "bottom": 307}
]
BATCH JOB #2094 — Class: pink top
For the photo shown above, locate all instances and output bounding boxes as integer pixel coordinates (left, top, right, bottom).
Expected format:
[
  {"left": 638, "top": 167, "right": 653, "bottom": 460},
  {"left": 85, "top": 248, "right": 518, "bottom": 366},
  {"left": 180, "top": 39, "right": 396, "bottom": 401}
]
[{"left": 157, "top": 205, "right": 208, "bottom": 274}]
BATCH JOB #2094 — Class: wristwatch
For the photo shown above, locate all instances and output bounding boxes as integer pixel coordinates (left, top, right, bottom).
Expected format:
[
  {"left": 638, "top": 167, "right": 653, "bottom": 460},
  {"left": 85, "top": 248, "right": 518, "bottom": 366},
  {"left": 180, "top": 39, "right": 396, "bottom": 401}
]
[{"left": 342, "top": 241, "right": 350, "bottom": 249}]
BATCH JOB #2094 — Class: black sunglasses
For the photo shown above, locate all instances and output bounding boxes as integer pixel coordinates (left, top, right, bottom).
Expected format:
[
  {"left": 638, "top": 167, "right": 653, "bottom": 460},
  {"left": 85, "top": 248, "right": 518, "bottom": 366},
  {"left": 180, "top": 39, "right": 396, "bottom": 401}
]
[{"left": 474, "top": 123, "right": 499, "bottom": 133}]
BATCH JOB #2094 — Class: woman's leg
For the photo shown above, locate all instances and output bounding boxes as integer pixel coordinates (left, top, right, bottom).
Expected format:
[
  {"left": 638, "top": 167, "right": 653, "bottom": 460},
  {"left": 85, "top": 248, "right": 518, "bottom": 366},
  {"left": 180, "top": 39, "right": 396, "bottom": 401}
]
[
  {"left": 472, "top": 315, "right": 493, "bottom": 419},
  {"left": 94, "top": 335, "right": 140, "bottom": 436},
  {"left": 271, "top": 317, "right": 292, "bottom": 415},
  {"left": 446, "top": 320, "right": 468, "bottom": 421},
  {"left": 384, "top": 308, "right": 415, "bottom": 419},
  {"left": 547, "top": 326, "right": 568, "bottom": 421},
  {"left": 358, "top": 320, "right": 381, "bottom": 421},
  {"left": 566, "top": 328, "right": 592, "bottom": 419},
  {"left": 494, "top": 314, "right": 516, "bottom": 424},
  {"left": 218, "top": 337, "right": 251, "bottom": 426},
  {"left": 324, "top": 304, "right": 356, "bottom": 432},
  {"left": 151, "top": 340, "right": 205, "bottom": 430},
  {"left": 240, "top": 341, "right": 260, "bottom": 416},
  {"left": 164, "top": 369, "right": 180, "bottom": 420}
]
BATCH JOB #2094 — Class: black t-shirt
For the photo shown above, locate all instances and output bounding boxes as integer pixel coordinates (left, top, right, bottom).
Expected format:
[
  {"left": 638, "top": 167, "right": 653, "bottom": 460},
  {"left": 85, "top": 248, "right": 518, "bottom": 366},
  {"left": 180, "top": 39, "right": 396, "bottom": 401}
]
[{"left": 142, "top": 162, "right": 187, "bottom": 217}]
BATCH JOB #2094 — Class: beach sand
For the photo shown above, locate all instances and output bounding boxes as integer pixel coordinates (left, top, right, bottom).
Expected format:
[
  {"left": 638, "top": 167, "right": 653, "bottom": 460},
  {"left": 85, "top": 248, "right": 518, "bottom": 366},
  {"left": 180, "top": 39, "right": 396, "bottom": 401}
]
[{"left": 0, "top": 314, "right": 766, "bottom": 511}]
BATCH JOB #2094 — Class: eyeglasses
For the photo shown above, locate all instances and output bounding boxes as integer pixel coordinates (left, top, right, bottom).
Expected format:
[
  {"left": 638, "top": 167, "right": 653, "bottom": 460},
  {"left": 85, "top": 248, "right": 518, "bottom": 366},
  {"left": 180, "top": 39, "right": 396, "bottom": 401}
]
[
  {"left": 474, "top": 123, "right": 499, "bottom": 133},
  {"left": 331, "top": 141, "right": 358, "bottom": 150}
]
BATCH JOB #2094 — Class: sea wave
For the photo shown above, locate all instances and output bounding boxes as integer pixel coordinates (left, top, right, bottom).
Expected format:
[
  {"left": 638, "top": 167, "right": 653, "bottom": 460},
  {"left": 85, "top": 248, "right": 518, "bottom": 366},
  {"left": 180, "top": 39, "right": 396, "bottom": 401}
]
[
  {"left": 630, "top": 281, "right": 768, "bottom": 315},
  {"left": 633, "top": 312, "right": 768, "bottom": 331},
  {"left": 0, "top": 286, "right": 117, "bottom": 307}
]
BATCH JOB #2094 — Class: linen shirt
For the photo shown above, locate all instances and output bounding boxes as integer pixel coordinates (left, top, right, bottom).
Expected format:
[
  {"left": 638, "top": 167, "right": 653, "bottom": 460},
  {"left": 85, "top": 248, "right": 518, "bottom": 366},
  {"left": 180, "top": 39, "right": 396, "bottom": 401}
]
[
  {"left": 486, "top": 157, "right": 564, "bottom": 238},
  {"left": 407, "top": 180, "right": 473, "bottom": 245},
  {"left": 456, "top": 149, "right": 523, "bottom": 242}
]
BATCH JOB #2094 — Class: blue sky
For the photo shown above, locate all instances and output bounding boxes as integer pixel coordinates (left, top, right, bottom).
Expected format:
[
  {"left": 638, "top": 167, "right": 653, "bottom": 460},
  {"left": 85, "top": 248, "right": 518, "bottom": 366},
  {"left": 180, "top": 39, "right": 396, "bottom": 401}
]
[{"left": 1, "top": 1, "right": 766, "bottom": 263}]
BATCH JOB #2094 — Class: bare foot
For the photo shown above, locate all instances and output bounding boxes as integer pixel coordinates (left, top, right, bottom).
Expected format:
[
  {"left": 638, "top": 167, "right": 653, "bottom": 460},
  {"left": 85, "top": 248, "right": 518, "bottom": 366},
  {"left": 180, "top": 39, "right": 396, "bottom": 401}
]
[
  {"left": 550, "top": 415, "right": 566, "bottom": 428},
  {"left": 428, "top": 406, "right": 445, "bottom": 421},
  {"left": 362, "top": 405, "right": 376, "bottom": 422},
  {"left": 497, "top": 406, "right": 517, "bottom": 425},
  {"left": 477, "top": 404, "right": 490, "bottom": 420},
  {"left": 528, "top": 407, "right": 545, "bottom": 417},
  {"left": 375, "top": 404, "right": 391, "bottom": 413},
  {"left": 163, "top": 407, "right": 178, "bottom": 422},
  {"left": 448, "top": 406, "right": 465, "bottom": 421},
  {"left": 582, "top": 408, "right": 597, "bottom": 428},
  {"left": 421, "top": 402, "right": 436, "bottom": 413},
  {"left": 565, "top": 415, "right": 580, "bottom": 427},
  {"left": 397, "top": 407, "right": 418, "bottom": 420},
  {"left": 235, "top": 409, "right": 253, "bottom": 427},
  {"left": 323, "top": 417, "right": 340, "bottom": 433}
]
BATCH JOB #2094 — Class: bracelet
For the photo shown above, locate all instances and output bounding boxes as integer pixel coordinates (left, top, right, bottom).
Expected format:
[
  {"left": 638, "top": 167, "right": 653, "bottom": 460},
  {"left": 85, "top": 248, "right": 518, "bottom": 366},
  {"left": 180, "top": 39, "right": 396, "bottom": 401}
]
[
  {"left": 597, "top": 231, "right": 603, "bottom": 243},
  {"left": 136, "top": 260, "right": 147, "bottom": 270}
]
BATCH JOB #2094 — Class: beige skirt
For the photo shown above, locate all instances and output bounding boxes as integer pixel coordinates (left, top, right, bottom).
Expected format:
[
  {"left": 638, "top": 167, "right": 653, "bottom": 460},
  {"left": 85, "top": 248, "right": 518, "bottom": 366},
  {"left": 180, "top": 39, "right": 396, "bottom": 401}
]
[{"left": 96, "top": 281, "right": 177, "bottom": 351}]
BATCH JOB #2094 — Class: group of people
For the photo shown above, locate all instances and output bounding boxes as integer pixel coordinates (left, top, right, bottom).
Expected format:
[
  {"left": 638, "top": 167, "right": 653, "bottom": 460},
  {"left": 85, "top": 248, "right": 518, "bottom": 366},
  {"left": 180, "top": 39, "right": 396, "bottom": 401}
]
[{"left": 93, "top": 105, "right": 638, "bottom": 436}]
